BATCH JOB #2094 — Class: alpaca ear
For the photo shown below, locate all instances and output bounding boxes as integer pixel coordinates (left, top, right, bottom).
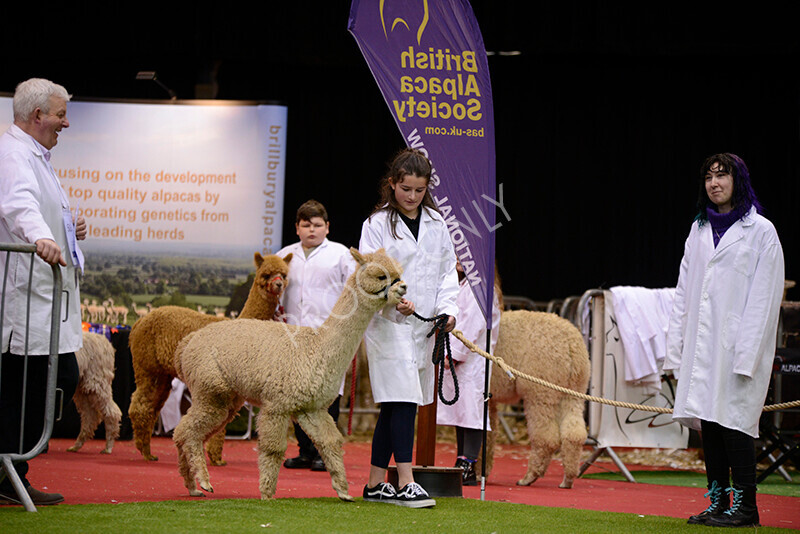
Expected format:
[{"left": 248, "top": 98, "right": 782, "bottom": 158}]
[
  {"left": 350, "top": 247, "right": 367, "bottom": 266},
  {"left": 254, "top": 252, "right": 264, "bottom": 268},
  {"left": 283, "top": 252, "right": 293, "bottom": 264}
]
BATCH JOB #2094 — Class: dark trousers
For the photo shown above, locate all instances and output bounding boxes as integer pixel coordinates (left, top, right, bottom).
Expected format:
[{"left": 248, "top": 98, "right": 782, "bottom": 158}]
[
  {"left": 700, "top": 419, "right": 757, "bottom": 489},
  {"left": 456, "top": 427, "right": 483, "bottom": 460},
  {"left": 0, "top": 351, "right": 79, "bottom": 490},
  {"left": 370, "top": 402, "right": 417, "bottom": 468},
  {"left": 293, "top": 396, "right": 341, "bottom": 459}
]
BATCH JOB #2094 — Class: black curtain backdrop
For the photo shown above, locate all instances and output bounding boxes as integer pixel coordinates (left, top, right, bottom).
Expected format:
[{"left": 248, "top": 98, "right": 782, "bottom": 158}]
[{"left": 2, "top": 3, "right": 797, "bottom": 302}]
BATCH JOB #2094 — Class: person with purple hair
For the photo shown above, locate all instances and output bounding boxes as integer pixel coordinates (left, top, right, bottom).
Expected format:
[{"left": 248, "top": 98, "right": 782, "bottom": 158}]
[{"left": 664, "top": 153, "right": 785, "bottom": 527}]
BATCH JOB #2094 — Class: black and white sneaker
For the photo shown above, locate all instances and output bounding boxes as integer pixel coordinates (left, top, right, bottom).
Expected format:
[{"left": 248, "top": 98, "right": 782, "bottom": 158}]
[
  {"left": 394, "top": 482, "right": 436, "bottom": 508},
  {"left": 362, "top": 482, "right": 397, "bottom": 503}
]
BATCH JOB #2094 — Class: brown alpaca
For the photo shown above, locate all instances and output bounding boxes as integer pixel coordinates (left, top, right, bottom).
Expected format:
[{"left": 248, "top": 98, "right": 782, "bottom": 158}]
[
  {"left": 172, "top": 248, "right": 406, "bottom": 500},
  {"left": 127, "top": 252, "right": 291, "bottom": 465},
  {"left": 67, "top": 331, "right": 123, "bottom": 454},
  {"left": 485, "top": 310, "right": 590, "bottom": 488}
]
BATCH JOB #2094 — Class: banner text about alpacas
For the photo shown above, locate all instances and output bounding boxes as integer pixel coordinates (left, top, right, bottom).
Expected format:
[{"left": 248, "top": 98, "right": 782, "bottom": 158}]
[{"left": 57, "top": 167, "right": 237, "bottom": 242}]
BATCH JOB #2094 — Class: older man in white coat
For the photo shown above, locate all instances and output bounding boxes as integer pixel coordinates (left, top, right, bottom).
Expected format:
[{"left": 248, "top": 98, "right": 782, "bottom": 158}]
[
  {"left": 0, "top": 78, "right": 86, "bottom": 506},
  {"left": 664, "top": 153, "right": 784, "bottom": 528}
]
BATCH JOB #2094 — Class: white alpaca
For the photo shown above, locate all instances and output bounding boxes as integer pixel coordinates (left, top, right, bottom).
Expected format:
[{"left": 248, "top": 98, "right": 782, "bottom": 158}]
[
  {"left": 173, "top": 248, "right": 406, "bottom": 500},
  {"left": 67, "top": 331, "right": 123, "bottom": 454}
]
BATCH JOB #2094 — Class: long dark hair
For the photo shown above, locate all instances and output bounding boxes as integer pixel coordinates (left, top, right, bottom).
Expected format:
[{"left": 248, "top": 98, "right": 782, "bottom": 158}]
[
  {"left": 370, "top": 147, "right": 439, "bottom": 239},
  {"left": 695, "top": 153, "right": 763, "bottom": 225}
]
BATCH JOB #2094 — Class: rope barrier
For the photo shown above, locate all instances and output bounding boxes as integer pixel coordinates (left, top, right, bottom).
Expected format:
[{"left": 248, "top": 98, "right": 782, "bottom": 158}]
[{"left": 450, "top": 329, "right": 800, "bottom": 415}]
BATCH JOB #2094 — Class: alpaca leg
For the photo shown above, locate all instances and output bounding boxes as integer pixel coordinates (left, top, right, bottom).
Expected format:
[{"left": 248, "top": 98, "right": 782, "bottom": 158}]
[
  {"left": 174, "top": 433, "right": 203, "bottom": 497},
  {"left": 557, "top": 398, "right": 588, "bottom": 489},
  {"left": 173, "top": 398, "right": 229, "bottom": 496},
  {"left": 255, "top": 411, "right": 290, "bottom": 499},
  {"left": 518, "top": 398, "right": 560, "bottom": 486},
  {"left": 205, "top": 401, "right": 244, "bottom": 466},
  {"left": 96, "top": 396, "right": 122, "bottom": 454},
  {"left": 67, "top": 391, "right": 100, "bottom": 452},
  {"left": 206, "top": 430, "right": 227, "bottom": 466},
  {"left": 129, "top": 374, "right": 172, "bottom": 461},
  {"left": 295, "top": 410, "right": 353, "bottom": 502}
]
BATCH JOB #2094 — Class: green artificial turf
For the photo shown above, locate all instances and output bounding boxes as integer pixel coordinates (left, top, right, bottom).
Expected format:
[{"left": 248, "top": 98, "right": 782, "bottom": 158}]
[
  {"left": 0, "top": 498, "right": 796, "bottom": 534},
  {"left": 582, "top": 470, "right": 800, "bottom": 497}
]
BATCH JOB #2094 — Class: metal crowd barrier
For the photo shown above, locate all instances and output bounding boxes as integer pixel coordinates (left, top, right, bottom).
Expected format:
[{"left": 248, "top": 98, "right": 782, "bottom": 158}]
[{"left": 0, "top": 243, "right": 62, "bottom": 512}]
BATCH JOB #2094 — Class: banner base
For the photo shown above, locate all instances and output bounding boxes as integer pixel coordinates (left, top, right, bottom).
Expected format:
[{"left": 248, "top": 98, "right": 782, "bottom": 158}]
[{"left": 387, "top": 466, "right": 463, "bottom": 497}]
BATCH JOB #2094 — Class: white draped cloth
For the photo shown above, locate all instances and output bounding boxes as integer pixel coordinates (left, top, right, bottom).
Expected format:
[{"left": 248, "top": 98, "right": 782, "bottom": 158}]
[{"left": 609, "top": 286, "right": 675, "bottom": 393}]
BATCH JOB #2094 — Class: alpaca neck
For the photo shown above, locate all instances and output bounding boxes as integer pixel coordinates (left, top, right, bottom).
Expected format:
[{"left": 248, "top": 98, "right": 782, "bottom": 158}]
[
  {"left": 239, "top": 287, "right": 279, "bottom": 320},
  {"left": 316, "top": 284, "right": 386, "bottom": 370}
]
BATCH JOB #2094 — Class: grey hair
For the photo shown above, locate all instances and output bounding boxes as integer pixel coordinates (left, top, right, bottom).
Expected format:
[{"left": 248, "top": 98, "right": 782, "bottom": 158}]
[{"left": 13, "top": 78, "right": 71, "bottom": 122}]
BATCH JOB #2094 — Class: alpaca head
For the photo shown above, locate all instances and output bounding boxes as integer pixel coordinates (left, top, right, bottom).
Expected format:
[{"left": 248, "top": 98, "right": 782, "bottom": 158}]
[
  {"left": 349, "top": 248, "right": 406, "bottom": 310},
  {"left": 252, "top": 252, "right": 292, "bottom": 301}
]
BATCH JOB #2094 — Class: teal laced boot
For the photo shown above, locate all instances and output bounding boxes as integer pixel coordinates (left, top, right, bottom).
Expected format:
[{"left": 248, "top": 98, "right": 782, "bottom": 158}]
[
  {"left": 706, "top": 485, "right": 760, "bottom": 528},
  {"left": 687, "top": 480, "right": 729, "bottom": 525}
]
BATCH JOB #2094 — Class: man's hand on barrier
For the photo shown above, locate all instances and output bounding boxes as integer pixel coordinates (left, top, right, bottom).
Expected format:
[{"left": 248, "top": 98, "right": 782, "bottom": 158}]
[{"left": 35, "top": 238, "right": 66, "bottom": 266}]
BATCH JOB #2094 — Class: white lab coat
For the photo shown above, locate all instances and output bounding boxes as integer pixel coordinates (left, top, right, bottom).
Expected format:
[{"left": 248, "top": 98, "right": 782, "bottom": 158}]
[
  {"left": 437, "top": 279, "right": 501, "bottom": 430},
  {"left": 359, "top": 207, "right": 459, "bottom": 406},
  {"left": 664, "top": 207, "right": 784, "bottom": 437},
  {"left": 0, "top": 125, "right": 82, "bottom": 355},
  {"left": 277, "top": 238, "right": 355, "bottom": 395}
]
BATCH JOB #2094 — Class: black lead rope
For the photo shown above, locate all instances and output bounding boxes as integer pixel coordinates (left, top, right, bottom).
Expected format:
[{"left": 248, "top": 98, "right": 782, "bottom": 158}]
[{"left": 412, "top": 312, "right": 459, "bottom": 405}]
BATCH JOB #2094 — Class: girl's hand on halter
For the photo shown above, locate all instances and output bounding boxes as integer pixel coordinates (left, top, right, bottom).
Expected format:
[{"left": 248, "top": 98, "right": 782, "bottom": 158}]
[
  {"left": 442, "top": 315, "right": 456, "bottom": 333},
  {"left": 396, "top": 298, "right": 415, "bottom": 316}
]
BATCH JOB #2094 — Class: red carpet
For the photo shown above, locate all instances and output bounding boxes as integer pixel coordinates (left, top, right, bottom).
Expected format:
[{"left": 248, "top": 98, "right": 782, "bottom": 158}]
[{"left": 17, "top": 438, "right": 799, "bottom": 528}]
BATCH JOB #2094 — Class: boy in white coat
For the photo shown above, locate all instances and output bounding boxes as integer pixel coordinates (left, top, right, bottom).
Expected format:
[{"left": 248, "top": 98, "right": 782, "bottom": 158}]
[
  {"left": 277, "top": 200, "right": 354, "bottom": 472},
  {"left": 665, "top": 153, "right": 784, "bottom": 527}
]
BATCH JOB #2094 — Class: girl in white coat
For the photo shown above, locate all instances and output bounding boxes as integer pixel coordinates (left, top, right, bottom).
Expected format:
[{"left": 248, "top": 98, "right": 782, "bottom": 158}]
[
  {"left": 665, "top": 153, "right": 784, "bottom": 528},
  {"left": 360, "top": 148, "right": 459, "bottom": 508}
]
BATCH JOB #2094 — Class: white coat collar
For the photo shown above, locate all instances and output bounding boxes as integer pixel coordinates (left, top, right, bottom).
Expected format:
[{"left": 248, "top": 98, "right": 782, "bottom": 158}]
[
  {"left": 304, "top": 237, "right": 330, "bottom": 258},
  {"left": 7, "top": 124, "right": 50, "bottom": 161}
]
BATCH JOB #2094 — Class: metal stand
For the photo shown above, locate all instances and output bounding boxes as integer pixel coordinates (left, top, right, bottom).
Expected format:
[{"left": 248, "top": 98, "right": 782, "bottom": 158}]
[{"left": 578, "top": 442, "right": 637, "bottom": 483}]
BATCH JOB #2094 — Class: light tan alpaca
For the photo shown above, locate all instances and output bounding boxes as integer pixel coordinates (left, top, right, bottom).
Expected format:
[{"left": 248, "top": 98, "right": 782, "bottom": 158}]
[
  {"left": 131, "top": 302, "right": 152, "bottom": 319},
  {"left": 128, "top": 252, "right": 291, "bottom": 466},
  {"left": 485, "top": 310, "right": 590, "bottom": 489},
  {"left": 107, "top": 298, "right": 130, "bottom": 326},
  {"left": 172, "top": 248, "right": 406, "bottom": 501},
  {"left": 88, "top": 299, "right": 104, "bottom": 323},
  {"left": 67, "top": 331, "right": 123, "bottom": 454}
]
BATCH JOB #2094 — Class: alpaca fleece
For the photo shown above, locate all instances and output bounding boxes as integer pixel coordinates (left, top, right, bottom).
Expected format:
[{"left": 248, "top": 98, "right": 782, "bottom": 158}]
[
  {"left": 67, "top": 331, "right": 123, "bottom": 454},
  {"left": 127, "top": 252, "right": 290, "bottom": 465},
  {"left": 486, "top": 310, "right": 590, "bottom": 489},
  {"left": 172, "top": 248, "right": 406, "bottom": 501}
]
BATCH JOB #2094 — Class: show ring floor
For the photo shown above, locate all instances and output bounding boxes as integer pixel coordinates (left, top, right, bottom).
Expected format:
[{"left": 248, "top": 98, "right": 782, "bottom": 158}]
[{"left": 16, "top": 438, "right": 800, "bottom": 529}]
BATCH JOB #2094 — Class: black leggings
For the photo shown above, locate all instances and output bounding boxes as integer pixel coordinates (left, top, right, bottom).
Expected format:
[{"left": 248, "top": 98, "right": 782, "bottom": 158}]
[
  {"left": 456, "top": 427, "right": 483, "bottom": 460},
  {"left": 700, "top": 419, "right": 757, "bottom": 489},
  {"left": 370, "top": 402, "right": 417, "bottom": 468}
]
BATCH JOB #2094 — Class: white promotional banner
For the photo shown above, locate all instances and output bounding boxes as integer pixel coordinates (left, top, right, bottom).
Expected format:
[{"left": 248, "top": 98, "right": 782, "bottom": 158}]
[
  {"left": 0, "top": 97, "right": 287, "bottom": 258},
  {"left": 588, "top": 291, "right": 689, "bottom": 449}
]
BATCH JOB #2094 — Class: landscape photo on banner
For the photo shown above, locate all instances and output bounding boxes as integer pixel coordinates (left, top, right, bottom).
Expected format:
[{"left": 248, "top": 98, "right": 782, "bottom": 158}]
[
  {"left": 349, "top": 0, "right": 499, "bottom": 326},
  {"left": 0, "top": 97, "right": 288, "bottom": 322}
]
